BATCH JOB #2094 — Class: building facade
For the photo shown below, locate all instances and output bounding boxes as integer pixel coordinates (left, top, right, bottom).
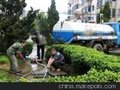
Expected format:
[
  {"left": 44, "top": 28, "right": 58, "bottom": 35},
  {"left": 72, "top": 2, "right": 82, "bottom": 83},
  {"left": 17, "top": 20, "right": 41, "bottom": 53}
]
[
  {"left": 110, "top": 0, "right": 120, "bottom": 21},
  {"left": 68, "top": 0, "right": 120, "bottom": 23},
  {"left": 81, "top": 0, "right": 97, "bottom": 23},
  {"left": 68, "top": 0, "right": 81, "bottom": 16},
  {"left": 67, "top": 0, "right": 82, "bottom": 21},
  {"left": 68, "top": 0, "right": 98, "bottom": 23}
]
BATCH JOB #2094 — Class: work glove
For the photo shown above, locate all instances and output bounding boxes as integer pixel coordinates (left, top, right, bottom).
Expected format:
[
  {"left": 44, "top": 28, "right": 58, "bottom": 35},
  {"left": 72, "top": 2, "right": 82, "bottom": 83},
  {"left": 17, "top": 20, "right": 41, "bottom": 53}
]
[{"left": 17, "top": 52, "right": 25, "bottom": 61}]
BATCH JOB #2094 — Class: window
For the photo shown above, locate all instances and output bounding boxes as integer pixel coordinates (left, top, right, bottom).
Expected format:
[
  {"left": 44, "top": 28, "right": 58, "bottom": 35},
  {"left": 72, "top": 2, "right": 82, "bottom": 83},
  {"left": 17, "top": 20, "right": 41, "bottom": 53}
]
[
  {"left": 92, "top": 5, "right": 94, "bottom": 11},
  {"left": 68, "top": 10, "right": 72, "bottom": 15},
  {"left": 88, "top": 6, "right": 91, "bottom": 12},
  {"left": 97, "top": 0, "right": 102, "bottom": 9},
  {"left": 85, "top": 17, "right": 88, "bottom": 21},
  {"left": 85, "top": 7, "right": 87, "bottom": 13},
  {"left": 88, "top": 17, "right": 91, "bottom": 20},
  {"left": 76, "top": 4, "right": 79, "bottom": 9},
  {"left": 82, "top": 9, "right": 84, "bottom": 13},
  {"left": 68, "top": 3, "right": 71, "bottom": 7},
  {"left": 74, "top": 4, "right": 79, "bottom": 10},
  {"left": 91, "top": 17, "right": 94, "bottom": 20},
  {"left": 112, "top": 9, "right": 116, "bottom": 17}
]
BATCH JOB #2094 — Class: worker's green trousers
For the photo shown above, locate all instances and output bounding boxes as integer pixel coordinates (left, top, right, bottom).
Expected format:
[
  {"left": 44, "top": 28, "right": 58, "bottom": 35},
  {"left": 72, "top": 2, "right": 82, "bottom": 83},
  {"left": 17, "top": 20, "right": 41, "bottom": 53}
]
[{"left": 6, "top": 50, "right": 19, "bottom": 72}]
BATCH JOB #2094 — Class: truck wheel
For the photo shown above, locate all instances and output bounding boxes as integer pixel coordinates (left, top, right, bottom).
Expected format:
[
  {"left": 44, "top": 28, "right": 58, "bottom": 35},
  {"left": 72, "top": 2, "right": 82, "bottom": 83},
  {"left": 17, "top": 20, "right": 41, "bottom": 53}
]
[
  {"left": 103, "top": 45, "right": 110, "bottom": 54},
  {"left": 93, "top": 44, "right": 103, "bottom": 51}
]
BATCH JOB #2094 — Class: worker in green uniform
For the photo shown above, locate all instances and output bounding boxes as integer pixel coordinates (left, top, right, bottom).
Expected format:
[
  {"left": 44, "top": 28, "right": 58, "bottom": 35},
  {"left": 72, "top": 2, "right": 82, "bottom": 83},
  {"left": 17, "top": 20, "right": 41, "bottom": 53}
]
[{"left": 6, "top": 39, "right": 27, "bottom": 75}]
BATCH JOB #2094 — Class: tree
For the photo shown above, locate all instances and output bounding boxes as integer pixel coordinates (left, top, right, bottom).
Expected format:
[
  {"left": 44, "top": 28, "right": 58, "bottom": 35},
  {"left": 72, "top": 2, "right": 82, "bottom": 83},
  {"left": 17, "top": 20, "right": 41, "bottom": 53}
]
[
  {"left": 47, "top": 0, "right": 59, "bottom": 44},
  {"left": 100, "top": 2, "right": 111, "bottom": 22},
  {"left": 118, "top": 20, "right": 120, "bottom": 23},
  {"left": 0, "top": 0, "right": 37, "bottom": 53},
  {"left": 0, "top": 0, "right": 26, "bottom": 53},
  {"left": 47, "top": 0, "right": 59, "bottom": 30},
  {"left": 20, "top": 7, "right": 38, "bottom": 37},
  {"left": 35, "top": 12, "right": 48, "bottom": 36},
  {"left": 35, "top": 0, "right": 59, "bottom": 44}
]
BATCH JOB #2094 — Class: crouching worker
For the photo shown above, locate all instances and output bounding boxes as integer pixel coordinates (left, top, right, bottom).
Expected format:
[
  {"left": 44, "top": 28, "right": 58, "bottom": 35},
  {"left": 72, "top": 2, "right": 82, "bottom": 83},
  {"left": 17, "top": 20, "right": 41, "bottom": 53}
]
[
  {"left": 6, "top": 39, "right": 27, "bottom": 75},
  {"left": 47, "top": 48, "right": 64, "bottom": 72}
]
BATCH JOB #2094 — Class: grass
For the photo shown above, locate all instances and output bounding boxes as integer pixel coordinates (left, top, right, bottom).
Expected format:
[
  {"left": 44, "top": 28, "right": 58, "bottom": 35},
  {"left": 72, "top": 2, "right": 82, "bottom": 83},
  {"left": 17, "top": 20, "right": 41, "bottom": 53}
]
[
  {"left": 0, "top": 69, "right": 18, "bottom": 82},
  {"left": 0, "top": 55, "right": 9, "bottom": 64},
  {"left": 0, "top": 55, "right": 11, "bottom": 82},
  {"left": 0, "top": 70, "right": 11, "bottom": 82}
]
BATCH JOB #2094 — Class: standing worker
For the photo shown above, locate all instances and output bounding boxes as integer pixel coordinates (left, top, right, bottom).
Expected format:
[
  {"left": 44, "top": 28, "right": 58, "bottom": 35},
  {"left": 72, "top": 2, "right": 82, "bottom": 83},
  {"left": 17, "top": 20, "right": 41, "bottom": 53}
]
[
  {"left": 6, "top": 39, "right": 27, "bottom": 75},
  {"left": 35, "top": 31, "right": 46, "bottom": 62}
]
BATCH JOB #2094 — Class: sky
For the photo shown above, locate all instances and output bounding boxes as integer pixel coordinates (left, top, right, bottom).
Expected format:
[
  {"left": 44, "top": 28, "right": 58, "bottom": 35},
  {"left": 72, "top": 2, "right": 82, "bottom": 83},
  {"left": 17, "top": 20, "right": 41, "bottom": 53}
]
[{"left": 25, "top": 0, "right": 68, "bottom": 13}]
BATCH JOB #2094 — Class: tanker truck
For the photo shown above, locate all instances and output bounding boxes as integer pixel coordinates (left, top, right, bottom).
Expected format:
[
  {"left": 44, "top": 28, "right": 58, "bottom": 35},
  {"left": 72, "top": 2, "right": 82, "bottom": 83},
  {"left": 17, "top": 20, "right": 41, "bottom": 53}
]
[{"left": 51, "top": 21, "right": 117, "bottom": 52}]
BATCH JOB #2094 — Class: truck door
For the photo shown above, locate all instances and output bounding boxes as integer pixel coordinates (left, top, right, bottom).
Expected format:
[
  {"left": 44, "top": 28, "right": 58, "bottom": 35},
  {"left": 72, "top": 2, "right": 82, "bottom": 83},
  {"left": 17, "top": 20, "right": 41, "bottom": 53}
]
[
  {"left": 118, "top": 24, "right": 120, "bottom": 45},
  {"left": 108, "top": 23, "right": 119, "bottom": 45}
]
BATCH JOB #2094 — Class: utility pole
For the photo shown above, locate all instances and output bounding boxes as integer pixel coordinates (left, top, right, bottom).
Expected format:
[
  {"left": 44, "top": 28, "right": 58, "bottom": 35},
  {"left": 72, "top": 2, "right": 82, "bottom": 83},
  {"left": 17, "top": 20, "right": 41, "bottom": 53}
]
[
  {"left": 115, "top": 0, "right": 117, "bottom": 22},
  {"left": 100, "top": 13, "right": 103, "bottom": 23}
]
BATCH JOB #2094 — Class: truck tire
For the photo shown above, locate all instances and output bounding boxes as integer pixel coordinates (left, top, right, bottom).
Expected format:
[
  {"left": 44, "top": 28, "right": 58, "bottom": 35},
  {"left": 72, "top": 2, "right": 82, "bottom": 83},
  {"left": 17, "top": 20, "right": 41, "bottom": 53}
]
[
  {"left": 93, "top": 44, "right": 103, "bottom": 51},
  {"left": 103, "top": 45, "right": 110, "bottom": 54}
]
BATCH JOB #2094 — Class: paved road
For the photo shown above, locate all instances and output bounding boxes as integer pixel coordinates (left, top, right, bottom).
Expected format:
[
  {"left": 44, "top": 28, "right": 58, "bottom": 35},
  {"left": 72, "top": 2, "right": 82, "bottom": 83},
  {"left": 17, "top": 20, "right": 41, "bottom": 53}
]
[
  {"left": 27, "top": 44, "right": 37, "bottom": 60},
  {"left": 109, "top": 48, "right": 120, "bottom": 55}
]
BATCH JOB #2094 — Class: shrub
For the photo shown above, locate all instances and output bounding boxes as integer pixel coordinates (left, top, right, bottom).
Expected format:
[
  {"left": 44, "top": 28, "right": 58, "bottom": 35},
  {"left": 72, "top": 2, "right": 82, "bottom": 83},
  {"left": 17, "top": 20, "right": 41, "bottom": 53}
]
[
  {"left": 48, "top": 68, "right": 120, "bottom": 82},
  {"left": 46, "top": 44, "right": 120, "bottom": 74}
]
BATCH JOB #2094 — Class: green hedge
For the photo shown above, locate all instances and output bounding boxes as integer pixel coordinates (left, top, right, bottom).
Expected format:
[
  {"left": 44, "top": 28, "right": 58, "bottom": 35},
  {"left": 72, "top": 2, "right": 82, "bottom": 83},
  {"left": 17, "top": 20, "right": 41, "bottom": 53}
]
[
  {"left": 46, "top": 44, "right": 120, "bottom": 73},
  {"left": 48, "top": 68, "right": 120, "bottom": 82}
]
